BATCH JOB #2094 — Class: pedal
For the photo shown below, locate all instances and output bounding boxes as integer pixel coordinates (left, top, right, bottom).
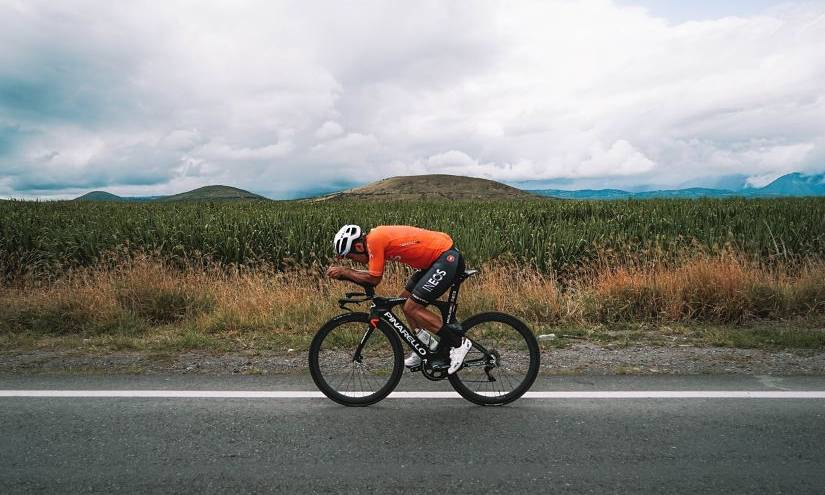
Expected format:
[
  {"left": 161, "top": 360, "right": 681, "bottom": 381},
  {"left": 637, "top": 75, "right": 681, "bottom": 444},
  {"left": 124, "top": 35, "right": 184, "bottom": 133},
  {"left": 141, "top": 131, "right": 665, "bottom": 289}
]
[{"left": 408, "top": 365, "right": 422, "bottom": 372}]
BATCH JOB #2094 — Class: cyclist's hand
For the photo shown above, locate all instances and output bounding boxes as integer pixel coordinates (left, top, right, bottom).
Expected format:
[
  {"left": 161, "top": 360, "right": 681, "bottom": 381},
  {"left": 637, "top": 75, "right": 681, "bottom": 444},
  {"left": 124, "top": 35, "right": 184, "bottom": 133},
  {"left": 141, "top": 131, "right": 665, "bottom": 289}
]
[{"left": 326, "top": 266, "right": 347, "bottom": 280}]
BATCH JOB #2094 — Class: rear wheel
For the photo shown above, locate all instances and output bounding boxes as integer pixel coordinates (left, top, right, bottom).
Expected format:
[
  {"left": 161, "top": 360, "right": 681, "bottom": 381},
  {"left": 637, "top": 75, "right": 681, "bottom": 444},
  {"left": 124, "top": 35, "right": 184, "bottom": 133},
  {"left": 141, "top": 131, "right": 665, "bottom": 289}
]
[
  {"left": 309, "top": 312, "right": 403, "bottom": 406},
  {"left": 448, "top": 312, "right": 540, "bottom": 406}
]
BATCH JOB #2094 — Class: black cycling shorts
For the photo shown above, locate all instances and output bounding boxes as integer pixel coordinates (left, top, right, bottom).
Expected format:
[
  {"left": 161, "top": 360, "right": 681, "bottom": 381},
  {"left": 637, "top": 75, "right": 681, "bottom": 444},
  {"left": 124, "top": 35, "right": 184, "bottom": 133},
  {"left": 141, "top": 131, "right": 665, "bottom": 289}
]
[{"left": 404, "top": 248, "right": 465, "bottom": 305}]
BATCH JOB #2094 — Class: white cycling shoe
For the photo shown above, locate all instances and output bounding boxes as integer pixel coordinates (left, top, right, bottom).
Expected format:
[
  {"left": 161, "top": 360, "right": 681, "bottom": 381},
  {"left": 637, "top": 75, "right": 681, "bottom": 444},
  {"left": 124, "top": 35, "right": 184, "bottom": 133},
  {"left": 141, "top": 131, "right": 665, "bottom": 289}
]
[
  {"left": 404, "top": 329, "right": 438, "bottom": 368},
  {"left": 447, "top": 338, "right": 473, "bottom": 375}
]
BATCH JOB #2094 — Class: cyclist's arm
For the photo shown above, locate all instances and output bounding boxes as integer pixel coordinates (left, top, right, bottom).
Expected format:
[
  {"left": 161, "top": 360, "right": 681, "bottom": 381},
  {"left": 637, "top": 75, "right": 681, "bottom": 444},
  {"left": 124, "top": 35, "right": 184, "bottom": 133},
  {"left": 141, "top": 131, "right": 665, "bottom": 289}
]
[{"left": 337, "top": 268, "right": 381, "bottom": 287}]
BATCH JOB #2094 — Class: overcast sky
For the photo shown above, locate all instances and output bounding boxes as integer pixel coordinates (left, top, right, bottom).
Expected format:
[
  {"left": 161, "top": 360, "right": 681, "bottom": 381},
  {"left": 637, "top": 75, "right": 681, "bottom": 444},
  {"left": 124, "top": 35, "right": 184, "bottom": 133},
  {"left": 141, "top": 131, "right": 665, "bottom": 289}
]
[{"left": 1, "top": 0, "right": 824, "bottom": 199}]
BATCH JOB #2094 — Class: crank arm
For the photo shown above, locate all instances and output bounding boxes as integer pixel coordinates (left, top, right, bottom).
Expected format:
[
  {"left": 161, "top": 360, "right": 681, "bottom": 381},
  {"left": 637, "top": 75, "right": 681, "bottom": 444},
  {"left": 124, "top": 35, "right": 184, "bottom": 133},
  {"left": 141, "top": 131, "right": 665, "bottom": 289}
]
[{"left": 460, "top": 358, "right": 490, "bottom": 368}]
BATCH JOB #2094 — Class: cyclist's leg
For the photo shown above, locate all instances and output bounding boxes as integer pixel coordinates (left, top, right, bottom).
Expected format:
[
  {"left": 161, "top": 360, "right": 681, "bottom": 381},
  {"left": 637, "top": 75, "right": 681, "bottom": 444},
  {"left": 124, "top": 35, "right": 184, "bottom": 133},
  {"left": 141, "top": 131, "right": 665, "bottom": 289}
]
[
  {"left": 401, "top": 271, "right": 426, "bottom": 330},
  {"left": 402, "top": 249, "right": 464, "bottom": 344},
  {"left": 409, "top": 248, "right": 463, "bottom": 306},
  {"left": 401, "top": 273, "right": 441, "bottom": 367}
]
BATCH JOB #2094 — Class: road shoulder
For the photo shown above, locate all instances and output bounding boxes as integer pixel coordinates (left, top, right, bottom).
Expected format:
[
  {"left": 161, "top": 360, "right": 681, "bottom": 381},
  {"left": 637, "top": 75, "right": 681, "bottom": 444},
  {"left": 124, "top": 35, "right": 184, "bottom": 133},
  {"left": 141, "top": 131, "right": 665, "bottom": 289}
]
[{"left": 2, "top": 343, "right": 825, "bottom": 376}]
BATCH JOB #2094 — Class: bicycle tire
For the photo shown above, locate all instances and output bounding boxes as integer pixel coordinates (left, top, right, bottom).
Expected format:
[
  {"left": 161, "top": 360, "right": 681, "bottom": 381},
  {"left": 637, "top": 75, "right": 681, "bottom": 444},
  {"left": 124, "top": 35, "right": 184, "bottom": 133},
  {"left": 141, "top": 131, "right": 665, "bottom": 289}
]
[
  {"left": 309, "top": 312, "right": 404, "bottom": 406},
  {"left": 448, "top": 312, "right": 540, "bottom": 406}
]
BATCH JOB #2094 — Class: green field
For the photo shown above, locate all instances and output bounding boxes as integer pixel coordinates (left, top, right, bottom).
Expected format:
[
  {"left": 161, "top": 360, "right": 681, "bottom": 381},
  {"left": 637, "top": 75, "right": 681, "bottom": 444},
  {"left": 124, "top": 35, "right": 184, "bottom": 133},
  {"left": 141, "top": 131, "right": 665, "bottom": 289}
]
[
  {"left": 2, "top": 198, "right": 824, "bottom": 278},
  {"left": 2, "top": 197, "right": 825, "bottom": 355}
]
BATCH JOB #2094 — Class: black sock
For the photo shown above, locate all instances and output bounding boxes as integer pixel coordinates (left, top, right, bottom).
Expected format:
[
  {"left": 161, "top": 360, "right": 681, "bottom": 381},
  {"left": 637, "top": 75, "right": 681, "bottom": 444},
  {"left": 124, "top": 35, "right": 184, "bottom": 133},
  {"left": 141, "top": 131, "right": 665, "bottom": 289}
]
[{"left": 438, "top": 323, "right": 463, "bottom": 348}]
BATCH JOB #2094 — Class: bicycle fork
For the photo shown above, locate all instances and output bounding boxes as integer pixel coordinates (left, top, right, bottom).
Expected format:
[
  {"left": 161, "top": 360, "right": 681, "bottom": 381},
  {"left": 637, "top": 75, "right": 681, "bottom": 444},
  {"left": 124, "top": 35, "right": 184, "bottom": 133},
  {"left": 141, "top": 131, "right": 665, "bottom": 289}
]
[{"left": 351, "top": 317, "right": 382, "bottom": 363}]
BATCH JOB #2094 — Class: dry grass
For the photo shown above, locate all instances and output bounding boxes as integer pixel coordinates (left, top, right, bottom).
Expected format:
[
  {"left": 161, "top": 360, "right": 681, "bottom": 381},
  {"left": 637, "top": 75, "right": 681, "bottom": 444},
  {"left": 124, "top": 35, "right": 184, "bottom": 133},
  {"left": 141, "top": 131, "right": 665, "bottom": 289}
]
[
  {"left": 1, "top": 252, "right": 824, "bottom": 352},
  {"left": 589, "top": 253, "right": 824, "bottom": 323}
]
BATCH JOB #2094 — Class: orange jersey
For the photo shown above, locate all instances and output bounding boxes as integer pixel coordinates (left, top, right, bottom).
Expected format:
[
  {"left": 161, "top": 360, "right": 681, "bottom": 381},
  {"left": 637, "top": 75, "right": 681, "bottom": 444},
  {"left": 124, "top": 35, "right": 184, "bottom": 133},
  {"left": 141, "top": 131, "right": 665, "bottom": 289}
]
[{"left": 366, "top": 226, "right": 453, "bottom": 277}]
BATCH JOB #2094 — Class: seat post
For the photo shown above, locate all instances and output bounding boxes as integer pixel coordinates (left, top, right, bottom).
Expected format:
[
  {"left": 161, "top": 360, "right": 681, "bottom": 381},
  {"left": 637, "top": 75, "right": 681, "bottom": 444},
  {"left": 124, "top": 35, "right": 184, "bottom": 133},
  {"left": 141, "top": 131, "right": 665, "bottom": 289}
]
[
  {"left": 444, "top": 269, "right": 476, "bottom": 324},
  {"left": 445, "top": 283, "right": 460, "bottom": 323}
]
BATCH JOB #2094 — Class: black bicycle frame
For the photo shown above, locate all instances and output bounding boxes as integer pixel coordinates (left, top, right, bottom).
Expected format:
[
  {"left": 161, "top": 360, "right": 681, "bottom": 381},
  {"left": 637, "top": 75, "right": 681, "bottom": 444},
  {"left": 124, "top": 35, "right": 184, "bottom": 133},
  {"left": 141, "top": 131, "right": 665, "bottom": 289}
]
[{"left": 352, "top": 279, "right": 489, "bottom": 368}]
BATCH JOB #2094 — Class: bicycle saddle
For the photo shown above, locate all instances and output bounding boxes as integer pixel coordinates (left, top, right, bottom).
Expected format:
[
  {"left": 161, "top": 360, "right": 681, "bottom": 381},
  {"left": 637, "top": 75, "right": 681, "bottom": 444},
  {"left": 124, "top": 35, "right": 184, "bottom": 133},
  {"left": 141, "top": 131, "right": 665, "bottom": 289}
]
[{"left": 456, "top": 269, "right": 478, "bottom": 283}]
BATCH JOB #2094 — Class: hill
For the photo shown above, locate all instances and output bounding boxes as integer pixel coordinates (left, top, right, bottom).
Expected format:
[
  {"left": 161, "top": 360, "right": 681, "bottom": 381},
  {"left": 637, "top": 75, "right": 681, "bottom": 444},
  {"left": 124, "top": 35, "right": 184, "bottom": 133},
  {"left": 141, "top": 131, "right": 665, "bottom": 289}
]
[
  {"left": 76, "top": 191, "right": 126, "bottom": 202},
  {"left": 312, "top": 174, "right": 538, "bottom": 201},
  {"left": 74, "top": 185, "right": 266, "bottom": 202},
  {"left": 158, "top": 185, "right": 266, "bottom": 202},
  {"left": 69, "top": 171, "right": 825, "bottom": 203}
]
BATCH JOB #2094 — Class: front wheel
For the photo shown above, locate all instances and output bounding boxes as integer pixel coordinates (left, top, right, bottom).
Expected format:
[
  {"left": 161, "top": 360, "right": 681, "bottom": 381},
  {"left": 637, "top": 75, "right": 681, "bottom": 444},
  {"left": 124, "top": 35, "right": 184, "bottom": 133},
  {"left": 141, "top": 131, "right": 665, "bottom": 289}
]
[
  {"left": 448, "top": 312, "right": 540, "bottom": 406},
  {"left": 309, "top": 312, "right": 404, "bottom": 406}
]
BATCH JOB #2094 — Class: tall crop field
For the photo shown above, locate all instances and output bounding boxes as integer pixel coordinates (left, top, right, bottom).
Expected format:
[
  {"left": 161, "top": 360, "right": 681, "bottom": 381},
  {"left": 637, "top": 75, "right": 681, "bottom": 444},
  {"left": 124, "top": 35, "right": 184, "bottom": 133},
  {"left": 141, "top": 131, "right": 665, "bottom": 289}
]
[{"left": 1, "top": 197, "right": 824, "bottom": 279}]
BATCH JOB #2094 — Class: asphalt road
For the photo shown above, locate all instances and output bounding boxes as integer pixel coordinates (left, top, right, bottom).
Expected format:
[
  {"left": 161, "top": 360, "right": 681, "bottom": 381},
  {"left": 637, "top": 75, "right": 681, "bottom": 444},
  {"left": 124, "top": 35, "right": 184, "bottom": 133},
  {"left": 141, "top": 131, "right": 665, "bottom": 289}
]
[{"left": 1, "top": 374, "right": 824, "bottom": 494}]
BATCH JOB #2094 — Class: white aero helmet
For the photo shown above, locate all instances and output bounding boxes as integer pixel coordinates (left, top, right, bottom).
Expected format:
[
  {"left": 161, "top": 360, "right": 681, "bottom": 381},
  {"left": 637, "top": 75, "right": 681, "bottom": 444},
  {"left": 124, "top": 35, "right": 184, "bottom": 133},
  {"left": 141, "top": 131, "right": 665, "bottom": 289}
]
[{"left": 333, "top": 224, "right": 362, "bottom": 256}]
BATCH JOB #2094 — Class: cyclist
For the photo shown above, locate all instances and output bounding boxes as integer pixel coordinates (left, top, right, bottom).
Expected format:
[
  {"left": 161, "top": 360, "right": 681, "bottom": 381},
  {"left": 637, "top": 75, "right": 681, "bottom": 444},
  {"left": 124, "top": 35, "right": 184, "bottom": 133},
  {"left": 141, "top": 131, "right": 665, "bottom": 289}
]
[{"left": 326, "top": 224, "right": 472, "bottom": 374}]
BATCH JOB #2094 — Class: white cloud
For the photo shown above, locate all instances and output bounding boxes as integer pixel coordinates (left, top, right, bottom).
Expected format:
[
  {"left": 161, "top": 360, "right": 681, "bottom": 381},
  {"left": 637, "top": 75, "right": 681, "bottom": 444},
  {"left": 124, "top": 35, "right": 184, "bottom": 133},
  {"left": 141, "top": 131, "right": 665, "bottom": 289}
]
[
  {"left": 746, "top": 172, "right": 784, "bottom": 188},
  {"left": 426, "top": 150, "right": 478, "bottom": 169},
  {"left": 412, "top": 150, "right": 542, "bottom": 182},
  {"left": 161, "top": 129, "right": 203, "bottom": 151},
  {"left": 199, "top": 140, "right": 294, "bottom": 161},
  {"left": 310, "top": 133, "right": 380, "bottom": 169},
  {"left": 314, "top": 121, "right": 344, "bottom": 140},
  {"left": 579, "top": 140, "right": 656, "bottom": 177},
  {"left": 1, "top": 0, "right": 824, "bottom": 197}
]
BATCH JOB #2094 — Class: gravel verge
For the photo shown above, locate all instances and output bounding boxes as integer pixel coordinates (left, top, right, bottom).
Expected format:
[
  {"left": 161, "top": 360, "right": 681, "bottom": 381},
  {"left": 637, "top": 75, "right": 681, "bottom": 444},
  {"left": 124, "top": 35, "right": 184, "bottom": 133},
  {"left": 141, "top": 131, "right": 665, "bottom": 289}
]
[{"left": 1, "top": 344, "right": 824, "bottom": 376}]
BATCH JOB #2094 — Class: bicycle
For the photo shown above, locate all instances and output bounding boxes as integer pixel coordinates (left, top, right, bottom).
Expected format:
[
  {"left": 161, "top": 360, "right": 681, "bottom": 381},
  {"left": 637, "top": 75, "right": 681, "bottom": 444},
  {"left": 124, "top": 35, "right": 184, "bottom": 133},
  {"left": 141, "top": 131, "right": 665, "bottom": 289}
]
[{"left": 308, "top": 268, "right": 540, "bottom": 406}]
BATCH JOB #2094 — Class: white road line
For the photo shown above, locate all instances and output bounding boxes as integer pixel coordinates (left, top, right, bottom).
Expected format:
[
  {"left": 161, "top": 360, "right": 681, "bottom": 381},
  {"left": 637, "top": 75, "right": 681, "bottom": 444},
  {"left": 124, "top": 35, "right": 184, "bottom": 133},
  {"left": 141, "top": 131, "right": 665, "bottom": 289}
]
[{"left": 1, "top": 390, "right": 825, "bottom": 399}]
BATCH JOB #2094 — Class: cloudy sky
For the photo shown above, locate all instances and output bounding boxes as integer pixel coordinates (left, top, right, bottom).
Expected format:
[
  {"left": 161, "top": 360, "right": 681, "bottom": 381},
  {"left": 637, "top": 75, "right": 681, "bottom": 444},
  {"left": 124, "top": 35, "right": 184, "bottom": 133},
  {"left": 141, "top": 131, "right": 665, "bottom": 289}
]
[{"left": 1, "top": 0, "right": 824, "bottom": 199}]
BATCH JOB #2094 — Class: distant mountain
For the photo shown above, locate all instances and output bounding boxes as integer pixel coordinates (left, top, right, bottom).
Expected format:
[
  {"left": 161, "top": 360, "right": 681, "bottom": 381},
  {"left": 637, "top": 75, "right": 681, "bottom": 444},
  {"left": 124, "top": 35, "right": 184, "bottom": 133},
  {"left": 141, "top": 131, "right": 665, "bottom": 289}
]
[
  {"left": 634, "top": 188, "right": 740, "bottom": 199},
  {"left": 751, "top": 172, "right": 825, "bottom": 197},
  {"left": 310, "top": 174, "right": 539, "bottom": 201},
  {"left": 529, "top": 187, "right": 740, "bottom": 200},
  {"left": 531, "top": 189, "right": 636, "bottom": 200},
  {"left": 530, "top": 172, "right": 825, "bottom": 200},
  {"left": 74, "top": 185, "right": 267, "bottom": 202}
]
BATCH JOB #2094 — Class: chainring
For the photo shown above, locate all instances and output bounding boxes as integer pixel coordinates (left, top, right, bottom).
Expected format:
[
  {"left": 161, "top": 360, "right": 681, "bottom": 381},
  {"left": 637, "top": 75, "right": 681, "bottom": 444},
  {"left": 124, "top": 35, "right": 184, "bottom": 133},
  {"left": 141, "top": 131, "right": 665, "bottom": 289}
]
[{"left": 421, "top": 363, "right": 450, "bottom": 381}]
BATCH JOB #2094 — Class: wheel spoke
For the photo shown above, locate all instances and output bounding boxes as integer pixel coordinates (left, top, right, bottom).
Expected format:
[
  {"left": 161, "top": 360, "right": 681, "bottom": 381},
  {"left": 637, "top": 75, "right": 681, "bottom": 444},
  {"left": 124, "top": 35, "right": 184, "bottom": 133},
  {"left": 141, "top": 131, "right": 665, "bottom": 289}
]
[
  {"left": 311, "top": 316, "right": 401, "bottom": 403},
  {"left": 449, "top": 314, "right": 539, "bottom": 404},
  {"left": 496, "top": 359, "right": 517, "bottom": 395},
  {"left": 355, "top": 365, "right": 365, "bottom": 395}
]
